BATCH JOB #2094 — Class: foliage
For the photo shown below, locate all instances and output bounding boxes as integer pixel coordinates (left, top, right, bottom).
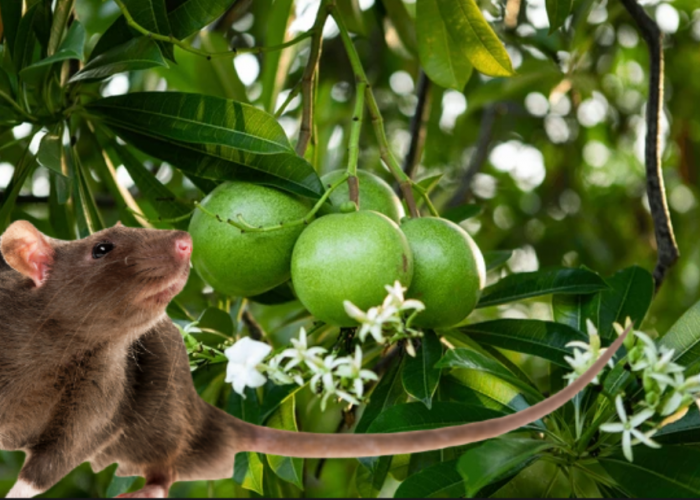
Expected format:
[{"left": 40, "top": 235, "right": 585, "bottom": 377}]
[{"left": 1, "top": 0, "right": 700, "bottom": 498}]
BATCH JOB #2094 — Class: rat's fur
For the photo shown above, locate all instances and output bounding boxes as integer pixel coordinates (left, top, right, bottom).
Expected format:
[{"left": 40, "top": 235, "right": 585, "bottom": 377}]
[{"left": 0, "top": 221, "right": 630, "bottom": 498}]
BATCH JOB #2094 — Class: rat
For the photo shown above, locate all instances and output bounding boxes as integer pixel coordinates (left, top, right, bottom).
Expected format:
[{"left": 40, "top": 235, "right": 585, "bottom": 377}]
[{"left": 0, "top": 220, "right": 630, "bottom": 499}]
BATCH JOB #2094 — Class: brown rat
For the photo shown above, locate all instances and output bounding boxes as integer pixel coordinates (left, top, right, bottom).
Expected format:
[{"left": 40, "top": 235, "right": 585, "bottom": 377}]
[{"left": 0, "top": 220, "right": 630, "bottom": 498}]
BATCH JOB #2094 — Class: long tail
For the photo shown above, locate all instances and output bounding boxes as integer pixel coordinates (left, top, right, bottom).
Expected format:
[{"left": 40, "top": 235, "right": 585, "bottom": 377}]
[{"left": 233, "top": 325, "right": 631, "bottom": 459}]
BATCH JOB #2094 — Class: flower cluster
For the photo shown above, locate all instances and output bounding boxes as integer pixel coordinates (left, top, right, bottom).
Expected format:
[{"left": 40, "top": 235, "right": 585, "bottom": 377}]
[
  {"left": 223, "top": 282, "right": 423, "bottom": 409},
  {"left": 343, "top": 281, "right": 425, "bottom": 351},
  {"left": 564, "top": 317, "right": 700, "bottom": 462}
]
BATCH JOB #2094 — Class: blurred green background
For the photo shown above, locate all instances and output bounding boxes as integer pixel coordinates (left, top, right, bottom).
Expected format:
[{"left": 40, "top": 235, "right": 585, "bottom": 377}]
[{"left": 1, "top": 0, "right": 699, "bottom": 496}]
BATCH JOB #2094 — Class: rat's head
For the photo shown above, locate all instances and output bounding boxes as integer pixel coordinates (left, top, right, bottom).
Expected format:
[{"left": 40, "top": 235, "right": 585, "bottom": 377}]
[{"left": 0, "top": 221, "right": 192, "bottom": 341}]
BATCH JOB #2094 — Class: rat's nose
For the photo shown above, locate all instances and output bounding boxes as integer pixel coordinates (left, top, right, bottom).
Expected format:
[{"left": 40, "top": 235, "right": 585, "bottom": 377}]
[{"left": 175, "top": 235, "right": 193, "bottom": 260}]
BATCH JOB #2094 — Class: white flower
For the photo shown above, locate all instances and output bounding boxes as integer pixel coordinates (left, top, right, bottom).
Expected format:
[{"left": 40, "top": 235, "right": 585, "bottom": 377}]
[
  {"left": 278, "top": 327, "right": 327, "bottom": 370},
  {"left": 383, "top": 281, "right": 425, "bottom": 312},
  {"left": 600, "top": 395, "right": 660, "bottom": 462},
  {"left": 564, "top": 320, "right": 612, "bottom": 385},
  {"left": 335, "top": 345, "right": 379, "bottom": 398},
  {"left": 225, "top": 337, "right": 272, "bottom": 396},
  {"left": 344, "top": 301, "right": 398, "bottom": 343},
  {"left": 309, "top": 354, "right": 350, "bottom": 392}
]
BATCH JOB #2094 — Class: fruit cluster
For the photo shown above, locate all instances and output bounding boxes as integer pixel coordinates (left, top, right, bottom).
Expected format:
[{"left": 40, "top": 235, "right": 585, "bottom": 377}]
[{"left": 189, "top": 171, "right": 486, "bottom": 329}]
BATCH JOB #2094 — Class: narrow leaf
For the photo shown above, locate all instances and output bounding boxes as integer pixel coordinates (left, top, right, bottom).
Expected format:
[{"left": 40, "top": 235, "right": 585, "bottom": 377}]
[
  {"left": 436, "top": 348, "right": 542, "bottom": 401},
  {"left": 458, "top": 319, "right": 587, "bottom": 367},
  {"left": 0, "top": 0, "right": 22, "bottom": 57},
  {"left": 457, "top": 438, "right": 553, "bottom": 497},
  {"left": 108, "top": 125, "right": 325, "bottom": 199},
  {"left": 70, "top": 36, "right": 167, "bottom": 83},
  {"left": 106, "top": 475, "right": 138, "bottom": 498},
  {"left": 122, "top": 0, "right": 174, "bottom": 60},
  {"left": 482, "top": 250, "right": 512, "bottom": 271},
  {"left": 394, "top": 459, "right": 464, "bottom": 498},
  {"left": 417, "top": 0, "right": 473, "bottom": 90},
  {"left": 658, "top": 298, "right": 700, "bottom": 373},
  {"left": 356, "top": 356, "right": 407, "bottom": 433},
  {"left": 441, "top": 204, "right": 482, "bottom": 223},
  {"left": 260, "top": 0, "right": 295, "bottom": 113},
  {"left": 13, "top": 4, "right": 40, "bottom": 72},
  {"left": 37, "top": 133, "right": 64, "bottom": 175},
  {"left": 477, "top": 268, "right": 607, "bottom": 308},
  {"left": 402, "top": 330, "right": 442, "bottom": 409},
  {"left": 600, "top": 446, "right": 700, "bottom": 497},
  {"left": 168, "top": 0, "right": 240, "bottom": 40},
  {"left": 233, "top": 452, "right": 265, "bottom": 495},
  {"left": 382, "top": 0, "right": 418, "bottom": 56},
  {"left": 546, "top": 0, "right": 572, "bottom": 33},
  {"left": 86, "top": 92, "right": 294, "bottom": 155},
  {"left": 655, "top": 406, "right": 700, "bottom": 445},
  {"left": 437, "top": 0, "right": 514, "bottom": 77},
  {"left": 266, "top": 397, "right": 304, "bottom": 489},
  {"left": 21, "top": 20, "right": 85, "bottom": 81}
]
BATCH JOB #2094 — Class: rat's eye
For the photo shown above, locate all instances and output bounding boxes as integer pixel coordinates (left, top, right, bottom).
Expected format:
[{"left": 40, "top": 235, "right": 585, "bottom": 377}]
[{"left": 92, "top": 242, "right": 115, "bottom": 259}]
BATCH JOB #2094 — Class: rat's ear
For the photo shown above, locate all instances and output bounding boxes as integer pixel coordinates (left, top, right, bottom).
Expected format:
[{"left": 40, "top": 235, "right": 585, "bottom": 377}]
[
  {"left": 114, "top": 221, "right": 123, "bottom": 228},
  {"left": 0, "top": 221, "right": 55, "bottom": 287}
]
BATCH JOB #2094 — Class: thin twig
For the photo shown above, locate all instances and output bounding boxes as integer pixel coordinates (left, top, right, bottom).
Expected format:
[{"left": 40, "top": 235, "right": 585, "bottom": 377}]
[
  {"left": 296, "top": 1, "right": 330, "bottom": 156},
  {"left": 402, "top": 71, "right": 432, "bottom": 180},
  {"left": 242, "top": 310, "right": 265, "bottom": 341},
  {"left": 448, "top": 105, "right": 498, "bottom": 208},
  {"left": 620, "top": 0, "right": 679, "bottom": 290}
]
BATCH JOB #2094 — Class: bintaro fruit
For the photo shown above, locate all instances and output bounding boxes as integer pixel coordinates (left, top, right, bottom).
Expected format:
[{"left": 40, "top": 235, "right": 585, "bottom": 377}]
[
  {"left": 291, "top": 210, "right": 413, "bottom": 326},
  {"left": 401, "top": 217, "right": 485, "bottom": 328},
  {"left": 189, "top": 181, "right": 311, "bottom": 297},
  {"left": 319, "top": 169, "right": 405, "bottom": 223}
]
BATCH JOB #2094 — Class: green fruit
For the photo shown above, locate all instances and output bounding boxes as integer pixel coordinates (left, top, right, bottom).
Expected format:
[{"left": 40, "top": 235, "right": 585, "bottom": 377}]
[
  {"left": 401, "top": 217, "right": 485, "bottom": 328},
  {"left": 319, "top": 170, "right": 405, "bottom": 223},
  {"left": 291, "top": 211, "right": 414, "bottom": 326},
  {"left": 189, "top": 181, "right": 311, "bottom": 297}
]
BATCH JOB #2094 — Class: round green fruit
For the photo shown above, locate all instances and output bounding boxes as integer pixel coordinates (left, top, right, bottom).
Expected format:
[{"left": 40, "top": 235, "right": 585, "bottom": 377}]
[
  {"left": 291, "top": 211, "right": 414, "bottom": 326},
  {"left": 319, "top": 170, "right": 405, "bottom": 223},
  {"left": 401, "top": 217, "right": 486, "bottom": 328},
  {"left": 189, "top": 181, "right": 311, "bottom": 297}
]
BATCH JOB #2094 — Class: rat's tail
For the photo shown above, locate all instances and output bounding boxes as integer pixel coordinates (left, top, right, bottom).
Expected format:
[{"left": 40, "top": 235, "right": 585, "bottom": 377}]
[{"left": 230, "top": 325, "right": 630, "bottom": 459}]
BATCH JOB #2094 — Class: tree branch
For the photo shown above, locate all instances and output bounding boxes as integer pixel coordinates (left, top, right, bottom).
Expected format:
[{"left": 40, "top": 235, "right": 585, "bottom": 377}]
[
  {"left": 402, "top": 71, "right": 432, "bottom": 180},
  {"left": 296, "top": 1, "right": 330, "bottom": 156},
  {"left": 620, "top": 0, "right": 679, "bottom": 290},
  {"left": 448, "top": 105, "right": 498, "bottom": 208},
  {"left": 242, "top": 310, "right": 266, "bottom": 341}
]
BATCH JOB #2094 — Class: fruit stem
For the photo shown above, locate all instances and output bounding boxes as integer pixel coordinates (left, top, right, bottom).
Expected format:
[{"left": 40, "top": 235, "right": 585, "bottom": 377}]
[
  {"left": 114, "top": 0, "right": 315, "bottom": 59},
  {"left": 346, "top": 80, "right": 366, "bottom": 206},
  {"left": 330, "top": 5, "right": 438, "bottom": 219},
  {"left": 193, "top": 172, "right": 350, "bottom": 233}
]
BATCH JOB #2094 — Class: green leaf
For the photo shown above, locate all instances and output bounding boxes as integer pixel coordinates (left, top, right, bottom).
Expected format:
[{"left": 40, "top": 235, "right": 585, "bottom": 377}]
[
  {"left": 69, "top": 36, "right": 167, "bottom": 83},
  {"left": 122, "top": 0, "right": 174, "bottom": 60},
  {"left": 482, "top": 250, "right": 512, "bottom": 271},
  {"left": 446, "top": 369, "right": 535, "bottom": 416},
  {"left": 337, "top": 0, "right": 367, "bottom": 36},
  {"left": 436, "top": 348, "right": 542, "bottom": 402},
  {"left": 394, "top": 459, "right": 464, "bottom": 498},
  {"left": 87, "top": 92, "right": 294, "bottom": 155},
  {"left": 0, "top": 147, "right": 37, "bottom": 232},
  {"left": 457, "top": 438, "right": 554, "bottom": 497},
  {"left": 266, "top": 397, "right": 304, "bottom": 489},
  {"left": 659, "top": 298, "right": 700, "bottom": 374},
  {"left": 233, "top": 451, "right": 265, "bottom": 495},
  {"left": 106, "top": 141, "right": 191, "bottom": 226},
  {"left": 655, "top": 406, "right": 700, "bottom": 445},
  {"left": 553, "top": 266, "right": 653, "bottom": 339},
  {"left": 416, "top": 0, "right": 473, "bottom": 90},
  {"left": 356, "top": 356, "right": 407, "bottom": 433},
  {"left": 488, "top": 458, "right": 570, "bottom": 498},
  {"left": 227, "top": 387, "right": 261, "bottom": 425},
  {"left": 458, "top": 319, "right": 587, "bottom": 367},
  {"left": 366, "top": 402, "right": 541, "bottom": 434},
  {"left": 198, "top": 307, "right": 235, "bottom": 337},
  {"left": 90, "top": 16, "right": 134, "bottom": 61},
  {"left": 260, "top": 0, "right": 295, "bottom": 113},
  {"left": 477, "top": 268, "right": 607, "bottom": 308},
  {"left": 37, "top": 132, "right": 64, "bottom": 175},
  {"left": 106, "top": 474, "right": 139, "bottom": 498},
  {"left": 260, "top": 383, "right": 305, "bottom": 424},
  {"left": 429, "top": 0, "right": 514, "bottom": 78},
  {"left": 440, "top": 204, "right": 482, "bottom": 224},
  {"left": 249, "top": 282, "right": 297, "bottom": 305},
  {"left": 0, "top": 0, "right": 23, "bottom": 58},
  {"left": 13, "top": 4, "right": 40, "bottom": 72},
  {"left": 108, "top": 125, "right": 325, "bottom": 199},
  {"left": 402, "top": 330, "right": 442, "bottom": 409},
  {"left": 168, "top": 0, "right": 239, "bottom": 40},
  {"left": 546, "top": 0, "right": 572, "bottom": 33},
  {"left": 600, "top": 446, "right": 700, "bottom": 497},
  {"left": 412, "top": 174, "right": 444, "bottom": 208}
]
